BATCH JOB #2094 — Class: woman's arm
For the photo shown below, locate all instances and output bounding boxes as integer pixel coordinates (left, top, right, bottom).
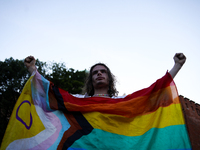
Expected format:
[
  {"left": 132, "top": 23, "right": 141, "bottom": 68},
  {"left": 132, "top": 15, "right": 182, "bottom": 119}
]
[{"left": 169, "top": 53, "right": 186, "bottom": 78}]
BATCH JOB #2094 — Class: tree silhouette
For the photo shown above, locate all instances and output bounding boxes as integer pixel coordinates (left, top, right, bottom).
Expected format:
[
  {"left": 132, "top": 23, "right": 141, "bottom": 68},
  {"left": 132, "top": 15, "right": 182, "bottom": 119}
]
[{"left": 0, "top": 57, "right": 87, "bottom": 143}]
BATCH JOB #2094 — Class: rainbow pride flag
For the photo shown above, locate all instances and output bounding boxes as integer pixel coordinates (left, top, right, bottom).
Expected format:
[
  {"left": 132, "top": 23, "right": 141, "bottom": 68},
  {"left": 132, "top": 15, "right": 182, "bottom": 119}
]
[{"left": 1, "top": 71, "right": 191, "bottom": 150}]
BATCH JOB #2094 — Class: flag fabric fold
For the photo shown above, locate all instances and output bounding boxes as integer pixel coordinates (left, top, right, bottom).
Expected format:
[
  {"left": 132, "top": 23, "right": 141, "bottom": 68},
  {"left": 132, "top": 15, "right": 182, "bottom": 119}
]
[{"left": 1, "top": 71, "right": 191, "bottom": 150}]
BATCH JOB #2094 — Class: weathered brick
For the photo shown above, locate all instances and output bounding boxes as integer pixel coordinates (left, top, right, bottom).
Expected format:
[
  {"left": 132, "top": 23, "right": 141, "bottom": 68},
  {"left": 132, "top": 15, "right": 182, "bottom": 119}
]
[{"left": 179, "top": 95, "right": 200, "bottom": 150}]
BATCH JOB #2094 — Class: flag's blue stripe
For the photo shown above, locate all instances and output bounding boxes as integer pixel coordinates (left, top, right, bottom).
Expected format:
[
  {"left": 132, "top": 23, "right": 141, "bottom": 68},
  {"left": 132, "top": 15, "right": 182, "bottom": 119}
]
[
  {"left": 70, "top": 125, "right": 191, "bottom": 150},
  {"left": 47, "top": 110, "right": 71, "bottom": 150},
  {"left": 168, "top": 148, "right": 192, "bottom": 150},
  {"left": 67, "top": 148, "right": 87, "bottom": 150},
  {"left": 35, "top": 74, "right": 72, "bottom": 150}
]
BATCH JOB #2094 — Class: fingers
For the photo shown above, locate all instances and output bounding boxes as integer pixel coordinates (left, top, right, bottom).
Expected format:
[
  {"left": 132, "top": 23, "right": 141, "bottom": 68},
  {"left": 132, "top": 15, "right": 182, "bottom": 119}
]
[
  {"left": 174, "top": 53, "right": 186, "bottom": 66},
  {"left": 175, "top": 53, "right": 186, "bottom": 60},
  {"left": 24, "top": 56, "right": 37, "bottom": 74},
  {"left": 24, "top": 56, "right": 35, "bottom": 63}
]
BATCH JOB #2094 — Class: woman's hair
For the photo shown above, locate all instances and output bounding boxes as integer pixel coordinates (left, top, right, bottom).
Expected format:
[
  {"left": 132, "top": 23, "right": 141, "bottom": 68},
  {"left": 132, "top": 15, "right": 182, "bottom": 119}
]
[{"left": 84, "top": 63, "right": 118, "bottom": 97}]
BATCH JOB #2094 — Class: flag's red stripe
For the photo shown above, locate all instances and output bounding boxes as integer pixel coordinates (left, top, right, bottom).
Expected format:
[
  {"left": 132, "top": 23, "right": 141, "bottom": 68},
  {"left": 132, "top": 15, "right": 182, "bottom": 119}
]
[{"left": 59, "top": 72, "right": 174, "bottom": 106}]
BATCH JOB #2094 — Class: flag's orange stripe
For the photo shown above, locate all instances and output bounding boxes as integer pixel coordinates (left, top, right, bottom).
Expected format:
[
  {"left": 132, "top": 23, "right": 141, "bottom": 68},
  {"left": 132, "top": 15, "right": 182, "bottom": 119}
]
[{"left": 64, "top": 85, "right": 179, "bottom": 118}]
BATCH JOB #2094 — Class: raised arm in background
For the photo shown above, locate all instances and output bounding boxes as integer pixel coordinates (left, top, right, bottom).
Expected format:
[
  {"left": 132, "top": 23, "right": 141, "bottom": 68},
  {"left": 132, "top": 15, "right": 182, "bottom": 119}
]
[{"left": 169, "top": 53, "right": 186, "bottom": 79}]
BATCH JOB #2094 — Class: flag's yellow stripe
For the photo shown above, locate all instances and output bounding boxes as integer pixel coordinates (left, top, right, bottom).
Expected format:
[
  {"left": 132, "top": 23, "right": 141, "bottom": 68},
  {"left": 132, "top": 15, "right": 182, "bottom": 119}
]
[{"left": 83, "top": 103, "right": 185, "bottom": 136}]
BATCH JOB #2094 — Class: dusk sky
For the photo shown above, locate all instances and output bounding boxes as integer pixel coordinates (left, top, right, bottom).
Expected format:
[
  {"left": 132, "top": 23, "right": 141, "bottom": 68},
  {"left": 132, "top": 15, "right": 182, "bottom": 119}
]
[{"left": 0, "top": 0, "right": 200, "bottom": 103}]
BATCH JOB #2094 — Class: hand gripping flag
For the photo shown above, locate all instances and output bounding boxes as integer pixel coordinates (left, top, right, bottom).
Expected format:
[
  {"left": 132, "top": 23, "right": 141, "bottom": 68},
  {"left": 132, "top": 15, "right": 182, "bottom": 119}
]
[{"left": 1, "top": 71, "right": 191, "bottom": 150}]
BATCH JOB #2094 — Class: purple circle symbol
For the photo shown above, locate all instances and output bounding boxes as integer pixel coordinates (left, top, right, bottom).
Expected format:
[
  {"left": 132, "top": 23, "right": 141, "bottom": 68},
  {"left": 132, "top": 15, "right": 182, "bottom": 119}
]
[{"left": 16, "top": 100, "right": 33, "bottom": 130}]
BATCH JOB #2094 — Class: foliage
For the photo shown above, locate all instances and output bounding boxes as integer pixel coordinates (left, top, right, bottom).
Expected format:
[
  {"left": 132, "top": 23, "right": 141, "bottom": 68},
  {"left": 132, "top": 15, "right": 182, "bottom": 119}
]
[
  {"left": 0, "top": 57, "right": 87, "bottom": 144},
  {"left": 0, "top": 58, "right": 29, "bottom": 145},
  {"left": 46, "top": 62, "right": 87, "bottom": 94}
]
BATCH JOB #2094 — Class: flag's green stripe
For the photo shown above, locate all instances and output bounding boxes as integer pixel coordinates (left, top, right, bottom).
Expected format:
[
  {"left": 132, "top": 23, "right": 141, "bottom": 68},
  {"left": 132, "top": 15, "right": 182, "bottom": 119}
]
[{"left": 70, "top": 125, "right": 191, "bottom": 150}]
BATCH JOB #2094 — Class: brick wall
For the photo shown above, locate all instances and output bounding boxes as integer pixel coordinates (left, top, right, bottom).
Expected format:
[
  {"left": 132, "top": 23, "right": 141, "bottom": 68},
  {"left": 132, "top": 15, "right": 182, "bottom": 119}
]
[{"left": 179, "top": 95, "right": 200, "bottom": 150}]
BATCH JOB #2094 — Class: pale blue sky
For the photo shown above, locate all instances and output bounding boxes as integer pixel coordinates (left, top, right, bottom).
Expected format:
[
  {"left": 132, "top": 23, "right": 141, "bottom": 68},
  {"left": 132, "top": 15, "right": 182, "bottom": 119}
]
[{"left": 0, "top": 0, "right": 200, "bottom": 103}]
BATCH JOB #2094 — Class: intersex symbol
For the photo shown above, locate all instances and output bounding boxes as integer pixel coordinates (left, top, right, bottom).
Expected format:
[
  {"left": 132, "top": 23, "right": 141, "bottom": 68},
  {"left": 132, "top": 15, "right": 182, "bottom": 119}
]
[{"left": 16, "top": 100, "right": 33, "bottom": 130}]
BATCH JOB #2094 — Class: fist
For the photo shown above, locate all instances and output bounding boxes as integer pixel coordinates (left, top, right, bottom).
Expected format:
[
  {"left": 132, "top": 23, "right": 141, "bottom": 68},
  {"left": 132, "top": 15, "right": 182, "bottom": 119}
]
[
  {"left": 24, "top": 56, "right": 35, "bottom": 63},
  {"left": 174, "top": 53, "right": 186, "bottom": 66},
  {"left": 24, "top": 56, "right": 36, "bottom": 74}
]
